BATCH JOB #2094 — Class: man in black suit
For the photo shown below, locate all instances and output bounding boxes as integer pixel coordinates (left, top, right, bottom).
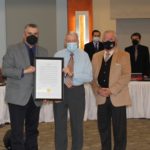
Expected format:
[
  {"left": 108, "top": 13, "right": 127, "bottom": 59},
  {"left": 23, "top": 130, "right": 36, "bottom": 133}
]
[
  {"left": 84, "top": 30, "right": 104, "bottom": 60},
  {"left": 125, "top": 32, "right": 150, "bottom": 77}
]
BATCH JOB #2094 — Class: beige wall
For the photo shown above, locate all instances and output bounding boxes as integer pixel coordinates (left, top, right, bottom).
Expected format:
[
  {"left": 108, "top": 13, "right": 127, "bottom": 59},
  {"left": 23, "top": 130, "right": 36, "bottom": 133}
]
[
  {"left": 93, "top": 0, "right": 116, "bottom": 35},
  {"left": 111, "top": 0, "right": 150, "bottom": 19}
]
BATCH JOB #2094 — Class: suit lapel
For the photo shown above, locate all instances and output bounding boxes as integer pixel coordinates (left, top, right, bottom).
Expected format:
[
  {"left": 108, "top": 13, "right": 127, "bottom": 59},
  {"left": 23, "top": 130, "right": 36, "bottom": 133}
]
[
  {"left": 20, "top": 43, "right": 30, "bottom": 66},
  {"left": 35, "top": 46, "right": 39, "bottom": 57},
  {"left": 109, "top": 48, "right": 119, "bottom": 85},
  {"left": 91, "top": 42, "right": 95, "bottom": 50},
  {"left": 95, "top": 51, "right": 104, "bottom": 80},
  {"left": 36, "top": 46, "right": 42, "bottom": 57}
]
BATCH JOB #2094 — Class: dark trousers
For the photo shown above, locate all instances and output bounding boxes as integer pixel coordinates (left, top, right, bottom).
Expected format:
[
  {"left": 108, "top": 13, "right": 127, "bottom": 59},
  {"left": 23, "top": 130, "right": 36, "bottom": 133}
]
[
  {"left": 97, "top": 98, "right": 127, "bottom": 150},
  {"left": 53, "top": 85, "right": 85, "bottom": 150},
  {"left": 8, "top": 96, "right": 40, "bottom": 150}
]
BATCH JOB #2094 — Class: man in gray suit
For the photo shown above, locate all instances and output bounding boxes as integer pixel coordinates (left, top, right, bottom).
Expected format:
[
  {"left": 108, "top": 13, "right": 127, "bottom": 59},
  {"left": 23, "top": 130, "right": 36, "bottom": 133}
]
[{"left": 2, "top": 23, "right": 48, "bottom": 150}]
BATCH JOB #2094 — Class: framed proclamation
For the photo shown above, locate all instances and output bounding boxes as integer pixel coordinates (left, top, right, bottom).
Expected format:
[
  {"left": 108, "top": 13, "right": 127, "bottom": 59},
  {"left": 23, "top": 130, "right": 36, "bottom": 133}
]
[{"left": 35, "top": 57, "right": 64, "bottom": 100}]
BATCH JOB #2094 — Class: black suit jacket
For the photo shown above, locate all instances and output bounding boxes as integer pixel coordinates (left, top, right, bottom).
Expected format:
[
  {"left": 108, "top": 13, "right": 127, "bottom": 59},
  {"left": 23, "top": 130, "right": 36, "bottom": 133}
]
[
  {"left": 84, "top": 41, "right": 104, "bottom": 61},
  {"left": 125, "top": 44, "right": 150, "bottom": 76}
]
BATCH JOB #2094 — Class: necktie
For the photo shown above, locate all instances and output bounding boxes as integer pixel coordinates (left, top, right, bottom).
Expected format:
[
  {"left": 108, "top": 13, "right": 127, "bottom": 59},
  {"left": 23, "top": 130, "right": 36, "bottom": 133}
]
[
  {"left": 134, "top": 46, "right": 138, "bottom": 61},
  {"left": 96, "top": 42, "right": 99, "bottom": 50},
  {"left": 67, "top": 53, "right": 74, "bottom": 74},
  {"left": 94, "top": 42, "right": 99, "bottom": 50},
  {"left": 29, "top": 48, "right": 35, "bottom": 66},
  {"left": 65, "top": 53, "right": 74, "bottom": 87},
  {"left": 104, "top": 52, "right": 110, "bottom": 62}
]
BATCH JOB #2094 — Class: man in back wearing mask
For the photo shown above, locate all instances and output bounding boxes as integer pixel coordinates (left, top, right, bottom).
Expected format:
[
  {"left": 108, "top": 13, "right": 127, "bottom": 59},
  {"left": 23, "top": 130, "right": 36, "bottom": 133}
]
[
  {"left": 92, "top": 30, "right": 131, "bottom": 150},
  {"left": 84, "top": 29, "right": 104, "bottom": 61},
  {"left": 53, "top": 32, "right": 92, "bottom": 150},
  {"left": 2, "top": 23, "right": 48, "bottom": 150},
  {"left": 125, "top": 32, "right": 150, "bottom": 77}
]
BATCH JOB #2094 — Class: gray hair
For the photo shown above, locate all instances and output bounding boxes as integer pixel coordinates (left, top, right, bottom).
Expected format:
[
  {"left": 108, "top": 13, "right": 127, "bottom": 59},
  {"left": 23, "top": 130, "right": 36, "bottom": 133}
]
[
  {"left": 24, "top": 23, "right": 38, "bottom": 31},
  {"left": 64, "top": 31, "right": 79, "bottom": 48},
  {"left": 102, "top": 30, "right": 117, "bottom": 41},
  {"left": 66, "top": 31, "right": 78, "bottom": 39}
]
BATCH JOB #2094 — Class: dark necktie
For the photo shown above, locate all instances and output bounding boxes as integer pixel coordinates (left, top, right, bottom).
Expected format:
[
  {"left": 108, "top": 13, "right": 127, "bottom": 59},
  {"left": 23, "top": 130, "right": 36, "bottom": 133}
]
[
  {"left": 134, "top": 46, "right": 138, "bottom": 61},
  {"left": 96, "top": 42, "right": 99, "bottom": 50},
  {"left": 29, "top": 48, "right": 35, "bottom": 66},
  {"left": 94, "top": 42, "right": 99, "bottom": 51}
]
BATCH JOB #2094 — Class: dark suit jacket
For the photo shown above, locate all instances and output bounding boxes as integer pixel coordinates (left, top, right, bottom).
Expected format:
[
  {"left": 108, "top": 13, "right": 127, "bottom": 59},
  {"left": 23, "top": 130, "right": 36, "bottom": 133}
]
[
  {"left": 84, "top": 41, "right": 104, "bottom": 61},
  {"left": 125, "top": 44, "right": 150, "bottom": 76}
]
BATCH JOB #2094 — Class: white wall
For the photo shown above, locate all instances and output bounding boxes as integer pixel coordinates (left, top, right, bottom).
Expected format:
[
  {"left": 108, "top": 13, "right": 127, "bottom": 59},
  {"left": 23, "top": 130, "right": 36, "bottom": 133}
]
[
  {"left": 0, "top": 0, "right": 6, "bottom": 66},
  {"left": 56, "top": 0, "right": 67, "bottom": 50},
  {"left": 5, "top": 0, "right": 56, "bottom": 57}
]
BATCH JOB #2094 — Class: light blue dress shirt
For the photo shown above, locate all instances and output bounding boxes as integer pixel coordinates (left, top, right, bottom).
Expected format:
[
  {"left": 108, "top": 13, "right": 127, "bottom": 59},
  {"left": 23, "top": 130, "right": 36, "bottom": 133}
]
[{"left": 54, "top": 48, "right": 93, "bottom": 86}]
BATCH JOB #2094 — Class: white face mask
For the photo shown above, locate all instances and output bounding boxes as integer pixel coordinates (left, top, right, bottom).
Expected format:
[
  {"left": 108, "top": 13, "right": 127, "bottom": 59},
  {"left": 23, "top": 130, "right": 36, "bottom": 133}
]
[
  {"left": 93, "top": 37, "right": 100, "bottom": 42},
  {"left": 67, "top": 42, "right": 78, "bottom": 53}
]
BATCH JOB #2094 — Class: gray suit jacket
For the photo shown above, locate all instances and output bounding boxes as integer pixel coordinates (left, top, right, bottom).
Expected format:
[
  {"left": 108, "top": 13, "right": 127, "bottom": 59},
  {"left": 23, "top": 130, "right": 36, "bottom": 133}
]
[{"left": 2, "top": 42, "right": 48, "bottom": 106}]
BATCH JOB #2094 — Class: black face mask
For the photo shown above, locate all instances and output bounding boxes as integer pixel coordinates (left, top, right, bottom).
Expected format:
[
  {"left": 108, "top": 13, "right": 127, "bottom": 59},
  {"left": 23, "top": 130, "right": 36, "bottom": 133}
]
[
  {"left": 103, "top": 41, "right": 115, "bottom": 50},
  {"left": 26, "top": 35, "right": 38, "bottom": 46},
  {"left": 132, "top": 39, "right": 139, "bottom": 46}
]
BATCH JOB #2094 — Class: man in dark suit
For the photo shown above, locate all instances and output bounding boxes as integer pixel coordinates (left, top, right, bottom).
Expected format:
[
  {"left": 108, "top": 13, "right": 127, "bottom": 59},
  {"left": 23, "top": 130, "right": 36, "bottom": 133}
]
[
  {"left": 125, "top": 32, "right": 150, "bottom": 77},
  {"left": 84, "top": 29, "right": 104, "bottom": 60},
  {"left": 2, "top": 23, "right": 48, "bottom": 150}
]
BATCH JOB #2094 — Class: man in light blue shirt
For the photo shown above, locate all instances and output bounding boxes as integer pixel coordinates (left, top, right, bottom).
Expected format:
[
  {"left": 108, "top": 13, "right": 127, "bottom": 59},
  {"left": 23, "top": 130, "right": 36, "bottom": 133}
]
[{"left": 53, "top": 32, "right": 92, "bottom": 150}]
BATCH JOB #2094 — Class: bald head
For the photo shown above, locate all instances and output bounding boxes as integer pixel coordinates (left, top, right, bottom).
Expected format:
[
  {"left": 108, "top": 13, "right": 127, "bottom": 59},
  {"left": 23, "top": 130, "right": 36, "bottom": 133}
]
[
  {"left": 64, "top": 32, "right": 79, "bottom": 48},
  {"left": 102, "top": 30, "right": 117, "bottom": 43},
  {"left": 102, "top": 30, "right": 117, "bottom": 50}
]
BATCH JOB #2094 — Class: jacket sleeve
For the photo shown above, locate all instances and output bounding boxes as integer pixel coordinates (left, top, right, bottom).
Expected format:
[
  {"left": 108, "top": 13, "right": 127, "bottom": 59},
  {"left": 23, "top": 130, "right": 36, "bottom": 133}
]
[
  {"left": 91, "top": 53, "right": 100, "bottom": 95},
  {"left": 143, "top": 47, "right": 150, "bottom": 76},
  {"left": 2, "top": 47, "right": 23, "bottom": 80}
]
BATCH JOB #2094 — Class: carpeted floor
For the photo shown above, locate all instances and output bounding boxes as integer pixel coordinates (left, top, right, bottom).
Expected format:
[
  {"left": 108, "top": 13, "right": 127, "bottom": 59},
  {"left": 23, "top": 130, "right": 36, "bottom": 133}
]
[{"left": 0, "top": 119, "right": 150, "bottom": 150}]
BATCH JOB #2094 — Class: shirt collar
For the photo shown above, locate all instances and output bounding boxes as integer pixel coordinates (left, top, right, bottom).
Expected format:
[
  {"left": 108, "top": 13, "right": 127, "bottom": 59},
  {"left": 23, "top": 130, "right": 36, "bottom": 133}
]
[
  {"left": 93, "top": 41, "right": 99, "bottom": 44},
  {"left": 104, "top": 49, "right": 114, "bottom": 60},
  {"left": 24, "top": 42, "right": 36, "bottom": 50},
  {"left": 66, "top": 48, "right": 79, "bottom": 55},
  {"left": 104, "top": 49, "right": 114, "bottom": 56}
]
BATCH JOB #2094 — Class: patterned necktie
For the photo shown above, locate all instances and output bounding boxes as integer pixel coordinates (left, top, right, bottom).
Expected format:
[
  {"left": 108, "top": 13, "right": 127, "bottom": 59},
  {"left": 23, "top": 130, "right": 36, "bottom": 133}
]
[
  {"left": 67, "top": 53, "right": 74, "bottom": 74},
  {"left": 65, "top": 53, "right": 74, "bottom": 87}
]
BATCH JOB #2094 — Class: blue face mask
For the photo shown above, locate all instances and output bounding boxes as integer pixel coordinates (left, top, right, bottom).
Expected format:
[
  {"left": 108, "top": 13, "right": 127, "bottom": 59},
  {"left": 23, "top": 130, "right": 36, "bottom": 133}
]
[{"left": 67, "top": 42, "right": 78, "bottom": 53}]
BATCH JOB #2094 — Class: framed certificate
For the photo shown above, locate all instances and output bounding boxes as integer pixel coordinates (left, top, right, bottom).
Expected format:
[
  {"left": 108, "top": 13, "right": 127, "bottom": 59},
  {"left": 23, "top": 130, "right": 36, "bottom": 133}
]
[{"left": 35, "top": 57, "right": 64, "bottom": 100}]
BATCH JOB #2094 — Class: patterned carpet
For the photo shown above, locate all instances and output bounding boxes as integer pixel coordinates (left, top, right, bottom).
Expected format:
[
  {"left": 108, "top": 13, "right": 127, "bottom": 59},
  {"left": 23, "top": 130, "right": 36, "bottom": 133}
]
[{"left": 0, "top": 119, "right": 150, "bottom": 150}]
